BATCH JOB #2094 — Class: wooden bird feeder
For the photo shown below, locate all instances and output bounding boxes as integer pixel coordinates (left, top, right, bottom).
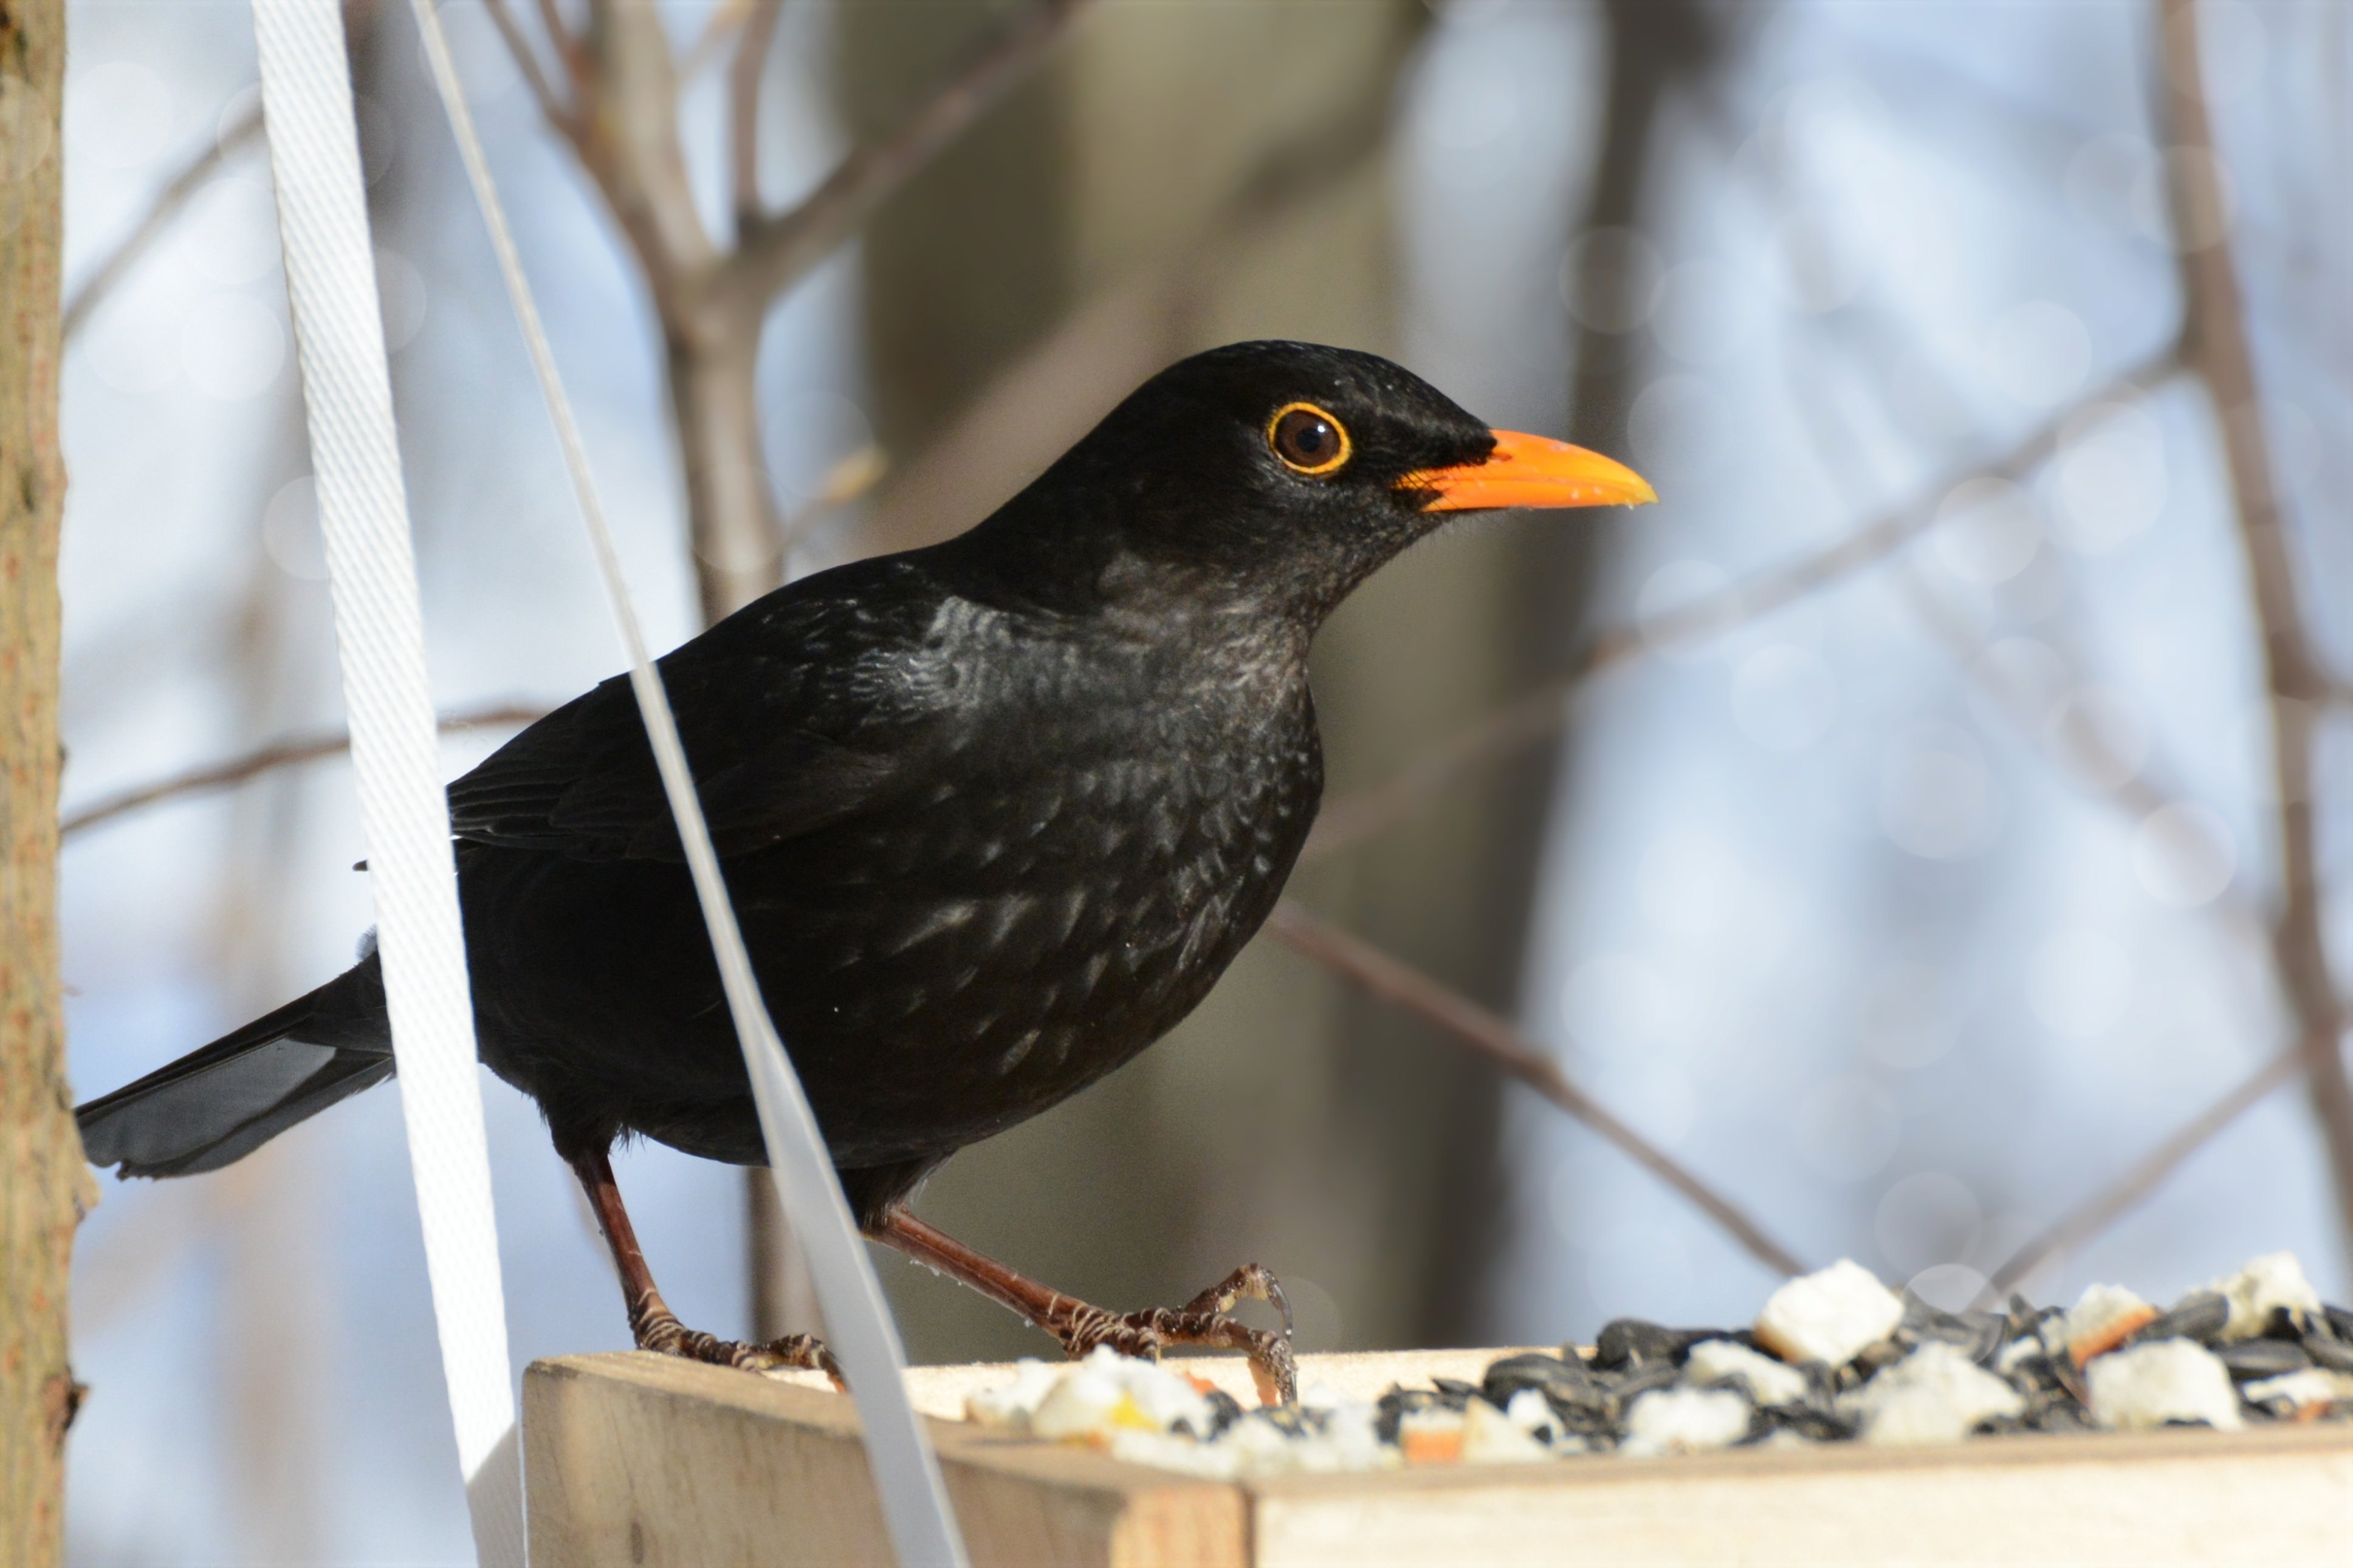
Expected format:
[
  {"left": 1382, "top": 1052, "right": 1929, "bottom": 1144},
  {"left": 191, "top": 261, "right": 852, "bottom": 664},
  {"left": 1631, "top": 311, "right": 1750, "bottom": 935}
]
[{"left": 521, "top": 1349, "right": 2353, "bottom": 1566}]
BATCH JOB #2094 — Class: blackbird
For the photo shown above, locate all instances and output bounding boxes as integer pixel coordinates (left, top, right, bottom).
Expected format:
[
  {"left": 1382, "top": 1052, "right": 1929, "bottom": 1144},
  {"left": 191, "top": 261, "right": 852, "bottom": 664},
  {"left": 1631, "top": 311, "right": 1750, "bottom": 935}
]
[{"left": 76, "top": 341, "right": 1652, "bottom": 1400}]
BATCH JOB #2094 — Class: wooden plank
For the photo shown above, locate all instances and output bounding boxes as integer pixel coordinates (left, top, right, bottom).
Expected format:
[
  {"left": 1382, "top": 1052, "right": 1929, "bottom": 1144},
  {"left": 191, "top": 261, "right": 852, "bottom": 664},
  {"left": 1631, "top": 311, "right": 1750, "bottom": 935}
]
[
  {"left": 523, "top": 1354, "right": 1245, "bottom": 1568},
  {"left": 526, "top": 1351, "right": 2353, "bottom": 1568},
  {"left": 1248, "top": 1423, "right": 2353, "bottom": 1566}
]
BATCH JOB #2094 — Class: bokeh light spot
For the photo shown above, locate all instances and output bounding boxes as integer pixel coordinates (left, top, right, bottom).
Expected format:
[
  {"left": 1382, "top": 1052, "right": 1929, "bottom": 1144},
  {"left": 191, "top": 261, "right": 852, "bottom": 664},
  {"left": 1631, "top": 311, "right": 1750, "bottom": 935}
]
[
  {"left": 263, "top": 477, "right": 327, "bottom": 581},
  {"left": 2065, "top": 135, "right": 2160, "bottom": 233},
  {"left": 1875, "top": 1171, "right": 1982, "bottom": 1277},
  {"left": 1879, "top": 724, "right": 2001, "bottom": 860},
  {"left": 1983, "top": 301, "right": 2092, "bottom": 408},
  {"left": 2131, "top": 802, "right": 2237, "bottom": 908},
  {"left": 2050, "top": 401, "right": 2167, "bottom": 554},
  {"left": 2169, "top": 1, "right": 2267, "bottom": 105},
  {"left": 2046, "top": 686, "right": 2149, "bottom": 793},
  {"left": 0, "top": 75, "right": 56, "bottom": 180},
  {"left": 1933, "top": 476, "right": 2041, "bottom": 586},
  {"left": 2131, "top": 148, "right": 2234, "bottom": 250},
  {"left": 1907, "top": 1264, "right": 1990, "bottom": 1313}
]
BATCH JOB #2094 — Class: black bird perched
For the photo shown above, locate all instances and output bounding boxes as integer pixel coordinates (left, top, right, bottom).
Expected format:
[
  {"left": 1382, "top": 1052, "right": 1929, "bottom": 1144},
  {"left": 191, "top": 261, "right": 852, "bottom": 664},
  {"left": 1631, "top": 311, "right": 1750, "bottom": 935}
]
[{"left": 77, "top": 341, "right": 1652, "bottom": 1400}]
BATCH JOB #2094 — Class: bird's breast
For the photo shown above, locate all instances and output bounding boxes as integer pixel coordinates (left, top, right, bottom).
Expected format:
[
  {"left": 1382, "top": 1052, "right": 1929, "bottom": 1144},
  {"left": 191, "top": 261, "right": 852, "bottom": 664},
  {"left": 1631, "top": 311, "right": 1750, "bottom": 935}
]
[{"left": 735, "top": 660, "right": 1322, "bottom": 1162}]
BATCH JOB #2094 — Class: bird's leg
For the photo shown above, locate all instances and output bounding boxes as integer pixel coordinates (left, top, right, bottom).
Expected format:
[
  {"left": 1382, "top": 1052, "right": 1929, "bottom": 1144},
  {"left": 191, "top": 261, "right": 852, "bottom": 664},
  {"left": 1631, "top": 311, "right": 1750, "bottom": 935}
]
[
  {"left": 566, "top": 1146, "right": 843, "bottom": 1384},
  {"left": 873, "top": 1207, "right": 1298, "bottom": 1405}
]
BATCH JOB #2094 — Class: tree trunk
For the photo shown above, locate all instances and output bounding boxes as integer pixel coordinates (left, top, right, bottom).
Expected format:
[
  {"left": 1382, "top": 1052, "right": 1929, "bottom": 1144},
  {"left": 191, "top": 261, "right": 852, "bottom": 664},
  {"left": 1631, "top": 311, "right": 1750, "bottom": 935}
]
[
  {"left": 662, "top": 327, "right": 817, "bottom": 1338},
  {"left": 668, "top": 326, "right": 785, "bottom": 627},
  {"left": 837, "top": 0, "right": 1610, "bottom": 1361},
  {"left": 0, "top": 2, "right": 83, "bottom": 1559},
  {"left": 2156, "top": 0, "right": 2353, "bottom": 1255}
]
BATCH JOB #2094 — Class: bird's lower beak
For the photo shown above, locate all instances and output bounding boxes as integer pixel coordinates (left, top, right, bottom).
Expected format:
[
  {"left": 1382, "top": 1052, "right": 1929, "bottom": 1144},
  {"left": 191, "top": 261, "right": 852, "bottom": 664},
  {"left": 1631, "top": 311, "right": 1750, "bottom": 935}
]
[{"left": 1400, "top": 430, "right": 1657, "bottom": 512}]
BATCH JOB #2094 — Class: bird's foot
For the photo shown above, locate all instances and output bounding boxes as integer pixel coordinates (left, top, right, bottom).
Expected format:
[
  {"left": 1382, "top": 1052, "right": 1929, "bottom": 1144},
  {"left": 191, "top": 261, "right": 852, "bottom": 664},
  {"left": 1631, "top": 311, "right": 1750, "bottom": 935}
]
[
  {"left": 630, "top": 1293, "right": 846, "bottom": 1385},
  {"left": 1055, "top": 1264, "right": 1299, "bottom": 1405}
]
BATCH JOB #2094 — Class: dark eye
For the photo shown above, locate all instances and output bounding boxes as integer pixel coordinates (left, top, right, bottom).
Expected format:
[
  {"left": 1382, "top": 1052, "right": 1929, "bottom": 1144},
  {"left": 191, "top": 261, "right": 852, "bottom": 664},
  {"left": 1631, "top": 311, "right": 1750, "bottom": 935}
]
[{"left": 1268, "top": 403, "right": 1351, "bottom": 475}]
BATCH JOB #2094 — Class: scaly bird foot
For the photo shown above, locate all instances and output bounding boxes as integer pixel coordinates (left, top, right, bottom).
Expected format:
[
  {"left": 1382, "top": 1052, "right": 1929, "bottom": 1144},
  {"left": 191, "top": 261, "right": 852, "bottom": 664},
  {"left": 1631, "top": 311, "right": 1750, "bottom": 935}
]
[
  {"left": 630, "top": 1292, "right": 846, "bottom": 1385},
  {"left": 1054, "top": 1264, "right": 1299, "bottom": 1405}
]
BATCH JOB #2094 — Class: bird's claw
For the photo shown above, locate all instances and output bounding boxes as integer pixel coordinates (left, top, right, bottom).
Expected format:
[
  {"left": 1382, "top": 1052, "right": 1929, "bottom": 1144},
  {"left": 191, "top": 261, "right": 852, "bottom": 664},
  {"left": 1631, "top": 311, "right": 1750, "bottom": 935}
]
[
  {"left": 631, "top": 1295, "right": 847, "bottom": 1387},
  {"left": 1054, "top": 1264, "right": 1299, "bottom": 1406}
]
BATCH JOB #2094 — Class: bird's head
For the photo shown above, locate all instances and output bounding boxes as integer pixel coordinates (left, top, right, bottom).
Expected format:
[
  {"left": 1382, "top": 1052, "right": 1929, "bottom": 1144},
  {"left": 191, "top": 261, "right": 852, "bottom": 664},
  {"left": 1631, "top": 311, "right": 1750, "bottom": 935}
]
[{"left": 966, "top": 341, "right": 1655, "bottom": 620}]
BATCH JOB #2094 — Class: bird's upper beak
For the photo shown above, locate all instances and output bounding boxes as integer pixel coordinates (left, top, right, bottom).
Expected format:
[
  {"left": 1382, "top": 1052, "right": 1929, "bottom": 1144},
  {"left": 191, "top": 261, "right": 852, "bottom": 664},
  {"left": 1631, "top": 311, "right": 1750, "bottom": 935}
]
[{"left": 1399, "top": 430, "right": 1657, "bottom": 512}]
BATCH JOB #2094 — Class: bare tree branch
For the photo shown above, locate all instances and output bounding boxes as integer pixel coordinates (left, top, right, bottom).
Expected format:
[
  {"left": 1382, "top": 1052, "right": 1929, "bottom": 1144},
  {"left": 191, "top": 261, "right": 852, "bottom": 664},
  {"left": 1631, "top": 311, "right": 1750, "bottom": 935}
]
[
  {"left": 474, "top": 0, "right": 1076, "bottom": 1340},
  {"left": 1987, "top": 1043, "right": 2309, "bottom": 1295},
  {"left": 681, "top": 0, "right": 751, "bottom": 80},
  {"left": 532, "top": 0, "right": 587, "bottom": 92},
  {"left": 1265, "top": 901, "right": 1805, "bottom": 1279},
  {"left": 721, "top": 0, "right": 1088, "bottom": 316},
  {"left": 59, "top": 704, "right": 544, "bottom": 841},
  {"left": 479, "top": 0, "right": 571, "bottom": 131},
  {"left": 64, "top": 0, "right": 388, "bottom": 341},
  {"left": 1896, "top": 565, "right": 2270, "bottom": 943},
  {"left": 1901, "top": 563, "right": 2328, "bottom": 1295},
  {"left": 1304, "top": 342, "right": 2186, "bottom": 863},
  {"left": 574, "top": 0, "right": 715, "bottom": 304},
  {"left": 62, "top": 102, "right": 263, "bottom": 341},
  {"left": 2160, "top": 0, "right": 2353, "bottom": 1247},
  {"left": 473, "top": 0, "right": 1088, "bottom": 621},
  {"left": 730, "top": 0, "right": 783, "bottom": 239}
]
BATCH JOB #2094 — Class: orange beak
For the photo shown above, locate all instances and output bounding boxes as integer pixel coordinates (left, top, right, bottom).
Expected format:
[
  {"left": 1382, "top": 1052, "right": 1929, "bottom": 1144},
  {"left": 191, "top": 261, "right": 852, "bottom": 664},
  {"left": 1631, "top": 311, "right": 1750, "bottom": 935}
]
[{"left": 1399, "top": 429, "right": 1657, "bottom": 512}]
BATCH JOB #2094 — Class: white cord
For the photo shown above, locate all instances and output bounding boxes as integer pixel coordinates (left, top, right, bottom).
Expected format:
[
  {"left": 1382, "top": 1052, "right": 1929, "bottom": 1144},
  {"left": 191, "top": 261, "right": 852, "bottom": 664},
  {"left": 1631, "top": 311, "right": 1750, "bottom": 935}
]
[
  {"left": 248, "top": 2, "right": 524, "bottom": 1563},
  {"left": 404, "top": 4, "right": 969, "bottom": 1564}
]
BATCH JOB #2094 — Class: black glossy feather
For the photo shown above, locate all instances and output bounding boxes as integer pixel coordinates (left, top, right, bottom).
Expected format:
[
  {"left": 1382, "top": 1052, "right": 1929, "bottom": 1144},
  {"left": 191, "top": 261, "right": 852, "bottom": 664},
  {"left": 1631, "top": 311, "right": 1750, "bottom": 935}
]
[{"left": 75, "top": 342, "right": 1502, "bottom": 1224}]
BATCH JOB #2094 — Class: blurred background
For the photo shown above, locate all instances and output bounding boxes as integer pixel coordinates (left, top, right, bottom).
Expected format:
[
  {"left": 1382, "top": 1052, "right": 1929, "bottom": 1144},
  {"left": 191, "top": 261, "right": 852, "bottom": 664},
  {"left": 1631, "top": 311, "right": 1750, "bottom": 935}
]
[{"left": 55, "top": 0, "right": 2351, "bottom": 1560}]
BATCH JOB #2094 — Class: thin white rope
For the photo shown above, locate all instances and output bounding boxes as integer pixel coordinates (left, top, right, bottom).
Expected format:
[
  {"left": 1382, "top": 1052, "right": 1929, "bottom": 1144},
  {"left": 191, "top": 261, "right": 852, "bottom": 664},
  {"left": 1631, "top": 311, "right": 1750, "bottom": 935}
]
[
  {"left": 247, "top": 2, "right": 524, "bottom": 1564},
  {"left": 404, "top": 4, "right": 968, "bottom": 1564}
]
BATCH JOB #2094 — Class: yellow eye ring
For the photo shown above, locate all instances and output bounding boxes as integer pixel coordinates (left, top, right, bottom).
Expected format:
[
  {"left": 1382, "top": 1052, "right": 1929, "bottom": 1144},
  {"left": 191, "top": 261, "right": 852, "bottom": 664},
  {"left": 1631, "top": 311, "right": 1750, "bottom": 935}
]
[{"left": 1267, "top": 402, "right": 1352, "bottom": 476}]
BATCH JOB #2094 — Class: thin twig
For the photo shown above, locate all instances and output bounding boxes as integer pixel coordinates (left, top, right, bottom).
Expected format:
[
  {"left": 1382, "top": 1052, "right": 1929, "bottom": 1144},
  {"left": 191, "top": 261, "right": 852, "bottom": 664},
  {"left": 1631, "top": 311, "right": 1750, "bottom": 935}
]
[
  {"left": 682, "top": 0, "right": 753, "bottom": 80},
  {"left": 1265, "top": 901, "right": 1805, "bottom": 1279},
  {"left": 2160, "top": 0, "right": 2353, "bottom": 1247},
  {"left": 1986, "top": 1044, "right": 2308, "bottom": 1295},
  {"left": 480, "top": 0, "right": 570, "bottom": 129},
  {"left": 1904, "top": 561, "right": 2320, "bottom": 1291},
  {"left": 723, "top": 0, "right": 1088, "bottom": 311},
  {"left": 60, "top": 704, "right": 544, "bottom": 840},
  {"left": 532, "top": 0, "right": 588, "bottom": 93},
  {"left": 1303, "top": 343, "right": 2184, "bottom": 863},
  {"left": 62, "top": 101, "right": 264, "bottom": 341},
  {"left": 729, "top": 0, "right": 783, "bottom": 236},
  {"left": 1897, "top": 566, "right": 2269, "bottom": 942}
]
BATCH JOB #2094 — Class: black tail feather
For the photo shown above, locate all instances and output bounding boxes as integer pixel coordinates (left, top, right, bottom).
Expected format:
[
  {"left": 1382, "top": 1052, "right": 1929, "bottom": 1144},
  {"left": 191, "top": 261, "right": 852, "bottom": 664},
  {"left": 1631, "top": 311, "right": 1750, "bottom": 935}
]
[{"left": 77, "top": 974, "right": 396, "bottom": 1179}]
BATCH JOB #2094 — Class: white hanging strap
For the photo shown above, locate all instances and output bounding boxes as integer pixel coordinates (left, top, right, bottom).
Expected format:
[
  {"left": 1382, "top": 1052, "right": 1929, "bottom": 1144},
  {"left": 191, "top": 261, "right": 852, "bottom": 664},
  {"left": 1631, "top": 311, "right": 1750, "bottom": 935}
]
[
  {"left": 404, "top": 3, "right": 969, "bottom": 1564},
  {"left": 249, "top": 2, "right": 524, "bottom": 1565}
]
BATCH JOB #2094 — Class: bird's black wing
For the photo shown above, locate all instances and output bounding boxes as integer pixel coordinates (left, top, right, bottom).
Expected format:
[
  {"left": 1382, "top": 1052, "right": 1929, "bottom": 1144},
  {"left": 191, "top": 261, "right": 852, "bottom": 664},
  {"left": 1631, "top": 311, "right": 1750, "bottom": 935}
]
[{"left": 449, "top": 583, "right": 944, "bottom": 862}]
